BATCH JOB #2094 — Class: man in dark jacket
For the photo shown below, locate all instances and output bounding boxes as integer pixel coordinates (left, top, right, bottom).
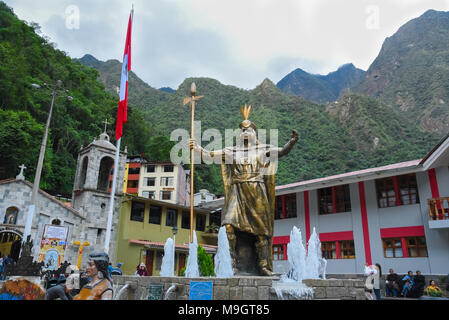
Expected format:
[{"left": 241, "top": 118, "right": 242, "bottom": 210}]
[
  {"left": 385, "top": 268, "right": 400, "bottom": 297},
  {"left": 410, "top": 270, "right": 426, "bottom": 298}
]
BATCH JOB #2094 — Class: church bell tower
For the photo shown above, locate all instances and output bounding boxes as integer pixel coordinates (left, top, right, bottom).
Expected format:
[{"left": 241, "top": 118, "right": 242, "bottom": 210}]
[{"left": 71, "top": 128, "right": 127, "bottom": 264}]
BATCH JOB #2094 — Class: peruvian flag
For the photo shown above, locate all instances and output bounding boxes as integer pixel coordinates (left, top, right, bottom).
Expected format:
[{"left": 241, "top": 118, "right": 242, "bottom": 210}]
[{"left": 116, "top": 11, "right": 133, "bottom": 141}]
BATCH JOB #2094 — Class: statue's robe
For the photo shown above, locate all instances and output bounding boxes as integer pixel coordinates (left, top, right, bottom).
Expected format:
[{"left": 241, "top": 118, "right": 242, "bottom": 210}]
[{"left": 220, "top": 144, "right": 276, "bottom": 239}]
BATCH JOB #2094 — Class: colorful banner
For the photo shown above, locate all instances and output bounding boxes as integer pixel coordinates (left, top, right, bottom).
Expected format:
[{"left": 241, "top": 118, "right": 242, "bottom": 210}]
[{"left": 37, "top": 224, "right": 69, "bottom": 270}]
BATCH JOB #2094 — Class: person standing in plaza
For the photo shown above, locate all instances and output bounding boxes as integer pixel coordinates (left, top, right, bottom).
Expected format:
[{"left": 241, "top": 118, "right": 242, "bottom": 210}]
[
  {"left": 373, "top": 263, "right": 382, "bottom": 300},
  {"left": 364, "top": 263, "right": 377, "bottom": 300}
]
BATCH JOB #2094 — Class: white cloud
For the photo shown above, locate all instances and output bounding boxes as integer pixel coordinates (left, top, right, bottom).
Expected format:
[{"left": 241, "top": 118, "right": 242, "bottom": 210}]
[{"left": 4, "top": 0, "right": 449, "bottom": 89}]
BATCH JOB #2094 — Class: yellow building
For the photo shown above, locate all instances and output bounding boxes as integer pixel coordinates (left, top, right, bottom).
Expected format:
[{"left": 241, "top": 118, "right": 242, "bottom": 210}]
[{"left": 115, "top": 195, "right": 217, "bottom": 276}]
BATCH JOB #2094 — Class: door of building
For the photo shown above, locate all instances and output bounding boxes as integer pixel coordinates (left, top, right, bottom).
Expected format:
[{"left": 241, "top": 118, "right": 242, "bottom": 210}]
[
  {"left": 145, "top": 250, "right": 154, "bottom": 276},
  {"left": 178, "top": 253, "right": 186, "bottom": 276}
]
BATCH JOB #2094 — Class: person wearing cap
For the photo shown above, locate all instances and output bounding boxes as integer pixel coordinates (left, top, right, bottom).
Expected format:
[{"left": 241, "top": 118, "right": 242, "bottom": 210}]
[
  {"left": 190, "top": 104, "right": 298, "bottom": 276},
  {"left": 73, "top": 252, "right": 114, "bottom": 300},
  {"left": 111, "top": 262, "right": 123, "bottom": 275}
]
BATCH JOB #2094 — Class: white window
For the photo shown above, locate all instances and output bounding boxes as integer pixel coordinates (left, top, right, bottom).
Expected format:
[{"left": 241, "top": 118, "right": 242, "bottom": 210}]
[
  {"left": 161, "top": 177, "right": 174, "bottom": 187},
  {"left": 142, "top": 191, "right": 155, "bottom": 199}
]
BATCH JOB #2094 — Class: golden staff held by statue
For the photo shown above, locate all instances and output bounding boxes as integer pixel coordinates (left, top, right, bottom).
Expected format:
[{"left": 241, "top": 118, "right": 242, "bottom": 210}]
[{"left": 183, "top": 82, "right": 204, "bottom": 242}]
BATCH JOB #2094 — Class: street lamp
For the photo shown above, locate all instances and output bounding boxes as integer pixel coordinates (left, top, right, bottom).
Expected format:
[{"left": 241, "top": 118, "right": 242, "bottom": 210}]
[
  {"left": 172, "top": 226, "right": 178, "bottom": 275},
  {"left": 22, "top": 80, "right": 73, "bottom": 251},
  {"left": 172, "top": 226, "right": 178, "bottom": 244}
]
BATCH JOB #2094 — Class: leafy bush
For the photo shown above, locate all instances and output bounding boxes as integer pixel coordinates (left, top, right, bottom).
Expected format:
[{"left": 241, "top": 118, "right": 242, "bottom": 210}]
[{"left": 179, "top": 245, "right": 215, "bottom": 277}]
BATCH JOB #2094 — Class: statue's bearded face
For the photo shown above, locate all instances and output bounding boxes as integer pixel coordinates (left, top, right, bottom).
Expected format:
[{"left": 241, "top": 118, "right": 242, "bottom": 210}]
[{"left": 239, "top": 126, "right": 257, "bottom": 146}]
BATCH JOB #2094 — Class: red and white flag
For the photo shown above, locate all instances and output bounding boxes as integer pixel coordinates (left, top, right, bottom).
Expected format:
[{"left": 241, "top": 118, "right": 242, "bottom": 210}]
[{"left": 116, "top": 10, "right": 133, "bottom": 141}]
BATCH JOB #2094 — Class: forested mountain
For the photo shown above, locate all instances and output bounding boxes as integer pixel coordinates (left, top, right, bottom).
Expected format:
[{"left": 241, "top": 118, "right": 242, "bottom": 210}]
[
  {"left": 0, "top": 1, "right": 443, "bottom": 197},
  {"left": 276, "top": 63, "right": 365, "bottom": 104},
  {"left": 354, "top": 9, "right": 449, "bottom": 135},
  {"left": 75, "top": 54, "right": 171, "bottom": 110}
]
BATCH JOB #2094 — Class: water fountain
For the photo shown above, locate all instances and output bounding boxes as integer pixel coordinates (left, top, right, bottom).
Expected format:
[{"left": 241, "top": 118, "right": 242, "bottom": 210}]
[
  {"left": 307, "top": 228, "right": 327, "bottom": 280},
  {"left": 160, "top": 238, "right": 175, "bottom": 277},
  {"left": 214, "top": 226, "right": 234, "bottom": 278},
  {"left": 273, "top": 226, "right": 328, "bottom": 300},
  {"left": 305, "top": 228, "right": 321, "bottom": 279},
  {"left": 184, "top": 232, "right": 199, "bottom": 278}
]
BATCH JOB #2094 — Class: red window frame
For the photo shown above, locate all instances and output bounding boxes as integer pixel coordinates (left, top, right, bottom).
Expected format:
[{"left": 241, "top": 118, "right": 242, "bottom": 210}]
[
  {"left": 272, "top": 236, "right": 289, "bottom": 260},
  {"left": 376, "top": 174, "right": 419, "bottom": 208},
  {"left": 272, "top": 244, "right": 284, "bottom": 261},
  {"left": 380, "top": 226, "right": 427, "bottom": 258},
  {"left": 275, "top": 194, "right": 297, "bottom": 219},
  {"left": 318, "top": 185, "right": 351, "bottom": 215},
  {"left": 319, "top": 231, "right": 355, "bottom": 259}
]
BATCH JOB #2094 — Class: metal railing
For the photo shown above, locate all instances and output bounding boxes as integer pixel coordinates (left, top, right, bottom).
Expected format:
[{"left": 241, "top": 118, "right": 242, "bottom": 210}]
[{"left": 428, "top": 197, "right": 449, "bottom": 220}]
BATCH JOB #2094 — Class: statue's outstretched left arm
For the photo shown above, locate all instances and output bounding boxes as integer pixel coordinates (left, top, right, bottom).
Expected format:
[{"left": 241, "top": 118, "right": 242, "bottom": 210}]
[
  {"left": 264, "top": 130, "right": 298, "bottom": 159},
  {"left": 275, "top": 130, "right": 298, "bottom": 157}
]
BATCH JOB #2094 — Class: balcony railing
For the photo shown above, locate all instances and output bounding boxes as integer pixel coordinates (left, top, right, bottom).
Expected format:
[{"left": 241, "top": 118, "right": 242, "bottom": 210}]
[{"left": 428, "top": 197, "right": 449, "bottom": 220}]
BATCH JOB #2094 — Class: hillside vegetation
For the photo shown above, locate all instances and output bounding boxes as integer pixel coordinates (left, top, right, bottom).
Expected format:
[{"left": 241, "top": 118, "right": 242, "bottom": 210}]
[{"left": 0, "top": 2, "right": 172, "bottom": 195}]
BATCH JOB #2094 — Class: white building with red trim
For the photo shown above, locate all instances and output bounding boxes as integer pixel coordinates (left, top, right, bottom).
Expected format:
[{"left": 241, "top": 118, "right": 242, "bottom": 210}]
[{"left": 273, "top": 134, "right": 449, "bottom": 276}]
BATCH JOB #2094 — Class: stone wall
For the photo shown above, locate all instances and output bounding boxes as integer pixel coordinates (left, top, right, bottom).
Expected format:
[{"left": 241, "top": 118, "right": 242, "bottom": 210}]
[
  {"left": 112, "top": 275, "right": 366, "bottom": 300},
  {"left": 302, "top": 279, "right": 365, "bottom": 300}
]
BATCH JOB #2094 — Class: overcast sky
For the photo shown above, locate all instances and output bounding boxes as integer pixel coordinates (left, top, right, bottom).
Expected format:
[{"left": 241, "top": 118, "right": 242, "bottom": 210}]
[{"left": 5, "top": 0, "right": 449, "bottom": 89}]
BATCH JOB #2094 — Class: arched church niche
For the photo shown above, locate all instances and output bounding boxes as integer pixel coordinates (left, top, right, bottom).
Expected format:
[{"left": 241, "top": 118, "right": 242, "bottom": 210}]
[
  {"left": 97, "top": 156, "right": 114, "bottom": 192},
  {"left": 78, "top": 156, "right": 89, "bottom": 189},
  {"left": 3, "top": 207, "right": 19, "bottom": 225}
]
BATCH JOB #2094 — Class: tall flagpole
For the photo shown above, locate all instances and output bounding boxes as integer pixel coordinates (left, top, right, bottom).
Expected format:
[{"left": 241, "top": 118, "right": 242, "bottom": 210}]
[
  {"left": 104, "top": 138, "right": 120, "bottom": 254},
  {"left": 183, "top": 83, "right": 203, "bottom": 243},
  {"left": 104, "top": 7, "right": 133, "bottom": 254}
]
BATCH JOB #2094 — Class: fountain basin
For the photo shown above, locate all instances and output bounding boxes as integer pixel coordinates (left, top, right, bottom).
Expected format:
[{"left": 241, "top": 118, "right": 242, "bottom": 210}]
[{"left": 111, "top": 275, "right": 365, "bottom": 300}]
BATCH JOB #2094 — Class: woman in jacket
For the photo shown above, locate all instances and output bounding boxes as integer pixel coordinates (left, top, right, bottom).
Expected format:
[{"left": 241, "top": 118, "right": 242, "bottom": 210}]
[{"left": 373, "top": 263, "right": 382, "bottom": 300}]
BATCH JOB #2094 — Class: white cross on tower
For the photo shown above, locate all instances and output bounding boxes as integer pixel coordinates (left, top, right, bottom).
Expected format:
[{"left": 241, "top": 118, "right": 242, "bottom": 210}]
[
  {"left": 103, "top": 119, "right": 109, "bottom": 133},
  {"left": 16, "top": 164, "right": 26, "bottom": 180}
]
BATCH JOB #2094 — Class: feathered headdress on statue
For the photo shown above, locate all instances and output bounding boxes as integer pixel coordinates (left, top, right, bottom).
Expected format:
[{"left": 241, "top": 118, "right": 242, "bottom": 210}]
[{"left": 239, "top": 104, "right": 257, "bottom": 130}]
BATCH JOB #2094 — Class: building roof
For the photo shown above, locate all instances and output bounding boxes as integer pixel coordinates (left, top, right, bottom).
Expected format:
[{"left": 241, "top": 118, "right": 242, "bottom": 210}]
[
  {"left": 128, "top": 239, "right": 217, "bottom": 254},
  {"left": 276, "top": 133, "right": 449, "bottom": 195},
  {"left": 89, "top": 132, "right": 116, "bottom": 150},
  {"left": 122, "top": 194, "right": 211, "bottom": 214},
  {"left": 0, "top": 178, "right": 85, "bottom": 219},
  {"left": 197, "top": 197, "right": 224, "bottom": 211},
  {"left": 276, "top": 159, "right": 421, "bottom": 194}
]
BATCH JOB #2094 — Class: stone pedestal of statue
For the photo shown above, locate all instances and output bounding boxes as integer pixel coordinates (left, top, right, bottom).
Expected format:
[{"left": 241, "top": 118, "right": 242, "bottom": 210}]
[{"left": 234, "top": 230, "right": 259, "bottom": 275}]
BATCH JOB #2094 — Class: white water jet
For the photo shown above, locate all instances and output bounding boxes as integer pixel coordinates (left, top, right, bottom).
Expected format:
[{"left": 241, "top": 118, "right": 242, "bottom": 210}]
[
  {"left": 160, "top": 237, "right": 175, "bottom": 277},
  {"left": 164, "top": 284, "right": 177, "bottom": 300},
  {"left": 285, "top": 226, "right": 307, "bottom": 282},
  {"left": 113, "top": 284, "right": 129, "bottom": 300},
  {"left": 320, "top": 258, "right": 327, "bottom": 280},
  {"left": 273, "top": 280, "right": 314, "bottom": 300},
  {"left": 305, "top": 228, "right": 321, "bottom": 279},
  {"left": 185, "top": 231, "right": 199, "bottom": 277},
  {"left": 214, "top": 226, "right": 234, "bottom": 278},
  {"left": 276, "top": 226, "right": 329, "bottom": 299}
]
